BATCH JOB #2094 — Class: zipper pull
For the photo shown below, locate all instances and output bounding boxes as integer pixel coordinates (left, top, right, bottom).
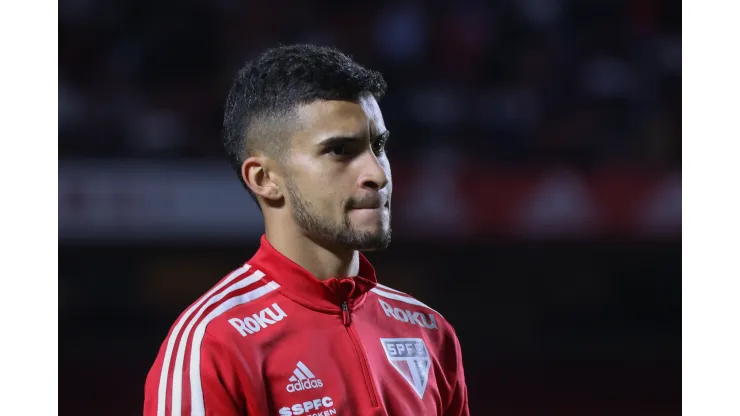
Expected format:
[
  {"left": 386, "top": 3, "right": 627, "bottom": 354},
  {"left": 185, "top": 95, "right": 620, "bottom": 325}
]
[{"left": 341, "top": 301, "right": 351, "bottom": 326}]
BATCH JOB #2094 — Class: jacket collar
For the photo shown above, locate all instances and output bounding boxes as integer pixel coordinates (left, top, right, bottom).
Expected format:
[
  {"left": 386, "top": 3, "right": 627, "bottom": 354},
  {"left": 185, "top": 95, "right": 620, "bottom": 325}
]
[{"left": 249, "top": 234, "right": 378, "bottom": 312}]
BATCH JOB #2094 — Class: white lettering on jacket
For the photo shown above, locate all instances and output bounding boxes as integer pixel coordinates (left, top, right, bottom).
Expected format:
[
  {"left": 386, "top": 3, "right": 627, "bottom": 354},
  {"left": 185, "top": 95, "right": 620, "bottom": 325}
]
[
  {"left": 278, "top": 396, "right": 335, "bottom": 415},
  {"left": 228, "top": 303, "right": 287, "bottom": 336},
  {"left": 378, "top": 299, "right": 438, "bottom": 330}
]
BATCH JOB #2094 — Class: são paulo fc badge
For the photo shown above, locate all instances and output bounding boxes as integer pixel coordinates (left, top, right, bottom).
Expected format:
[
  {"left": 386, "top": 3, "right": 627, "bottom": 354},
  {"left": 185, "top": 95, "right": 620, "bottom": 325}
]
[{"left": 380, "top": 338, "right": 431, "bottom": 399}]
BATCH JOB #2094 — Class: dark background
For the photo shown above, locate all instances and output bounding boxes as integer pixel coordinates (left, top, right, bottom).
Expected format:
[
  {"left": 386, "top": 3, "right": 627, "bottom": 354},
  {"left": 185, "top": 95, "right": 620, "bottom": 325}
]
[{"left": 59, "top": 0, "right": 681, "bottom": 414}]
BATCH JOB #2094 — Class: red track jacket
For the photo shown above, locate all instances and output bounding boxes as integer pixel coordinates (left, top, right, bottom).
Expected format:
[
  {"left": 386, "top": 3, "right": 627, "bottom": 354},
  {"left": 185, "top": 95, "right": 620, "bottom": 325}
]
[{"left": 144, "top": 235, "right": 469, "bottom": 416}]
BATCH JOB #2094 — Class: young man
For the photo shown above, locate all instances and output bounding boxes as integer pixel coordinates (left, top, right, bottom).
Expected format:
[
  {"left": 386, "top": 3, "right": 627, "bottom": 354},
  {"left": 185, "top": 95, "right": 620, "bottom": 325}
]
[{"left": 144, "top": 44, "right": 469, "bottom": 416}]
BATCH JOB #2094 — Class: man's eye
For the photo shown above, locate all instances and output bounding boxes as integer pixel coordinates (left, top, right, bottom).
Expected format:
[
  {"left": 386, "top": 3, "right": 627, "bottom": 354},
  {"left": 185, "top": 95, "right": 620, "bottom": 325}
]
[
  {"left": 372, "top": 139, "right": 387, "bottom": 154},
  {"left": 328, "top": 143, "right": 354, "bottom": 156},
  {"left": 327, "top": 143, "right": 357, "bottom": 157}
]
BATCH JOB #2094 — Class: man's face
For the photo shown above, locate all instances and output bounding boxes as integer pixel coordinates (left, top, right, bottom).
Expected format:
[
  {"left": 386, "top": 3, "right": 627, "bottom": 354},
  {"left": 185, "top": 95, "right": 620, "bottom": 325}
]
[{"left": 282, "top": 95, "right": 392, "bottom": 251}]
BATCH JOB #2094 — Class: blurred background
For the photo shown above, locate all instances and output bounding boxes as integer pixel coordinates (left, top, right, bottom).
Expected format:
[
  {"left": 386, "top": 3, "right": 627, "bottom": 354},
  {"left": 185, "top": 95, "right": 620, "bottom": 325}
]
[{"left": 59, "top": 0, "right": 681, "bottom": 414}]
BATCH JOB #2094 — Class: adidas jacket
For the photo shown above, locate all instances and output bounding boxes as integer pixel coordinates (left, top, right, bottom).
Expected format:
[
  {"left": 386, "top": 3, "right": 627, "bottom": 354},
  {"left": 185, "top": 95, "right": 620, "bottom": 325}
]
[{"left": 144, "top": 235, "right": 469, "bottom": 416}]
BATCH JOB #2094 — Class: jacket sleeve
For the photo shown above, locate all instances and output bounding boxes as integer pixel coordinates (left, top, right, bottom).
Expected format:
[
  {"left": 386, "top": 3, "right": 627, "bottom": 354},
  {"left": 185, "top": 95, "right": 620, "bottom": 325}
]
[
  {"left": 144, "top": 330, "right": 245, "bottom": 416},
  {"left": 444, "top": 332, "right": 470, "bottom": 416}
]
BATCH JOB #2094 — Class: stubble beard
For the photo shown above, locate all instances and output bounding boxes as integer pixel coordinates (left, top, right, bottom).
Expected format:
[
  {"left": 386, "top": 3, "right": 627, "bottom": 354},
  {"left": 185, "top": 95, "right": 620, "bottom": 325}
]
[{"left": 285, "top": 179, "right": 391, "bottom": 251}]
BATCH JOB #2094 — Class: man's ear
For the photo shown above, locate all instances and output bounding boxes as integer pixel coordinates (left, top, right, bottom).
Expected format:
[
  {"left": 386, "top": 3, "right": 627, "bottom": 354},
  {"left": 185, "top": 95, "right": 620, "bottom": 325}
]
[{"left": 241, "top": 156, "right": 283, "bottom": 201}]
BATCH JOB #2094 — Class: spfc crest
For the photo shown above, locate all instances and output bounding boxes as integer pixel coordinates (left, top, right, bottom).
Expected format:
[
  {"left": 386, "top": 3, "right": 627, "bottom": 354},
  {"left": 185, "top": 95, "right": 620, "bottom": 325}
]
[{"left": 380, "top": 338, "right": 431, "bottom": 399}]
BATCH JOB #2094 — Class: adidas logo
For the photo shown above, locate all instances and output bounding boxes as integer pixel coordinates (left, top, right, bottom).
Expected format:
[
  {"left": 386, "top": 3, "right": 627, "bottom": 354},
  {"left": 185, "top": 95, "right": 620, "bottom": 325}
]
[{"left": 285, "top": 361, "right": 323, "bottom": 393}]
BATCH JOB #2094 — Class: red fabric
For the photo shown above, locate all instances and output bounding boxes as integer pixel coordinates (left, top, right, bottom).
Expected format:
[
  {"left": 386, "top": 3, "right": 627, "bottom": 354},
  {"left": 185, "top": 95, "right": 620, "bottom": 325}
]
[{"left": 144, "top": 235, "right": 469, "bottom": 416}]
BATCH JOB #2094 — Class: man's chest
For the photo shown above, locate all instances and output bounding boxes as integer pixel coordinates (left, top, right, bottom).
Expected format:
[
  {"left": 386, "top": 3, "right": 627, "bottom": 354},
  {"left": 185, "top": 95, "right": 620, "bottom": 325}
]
[{"left": 236, "top": 307, "right": 445, "bottom": 416}]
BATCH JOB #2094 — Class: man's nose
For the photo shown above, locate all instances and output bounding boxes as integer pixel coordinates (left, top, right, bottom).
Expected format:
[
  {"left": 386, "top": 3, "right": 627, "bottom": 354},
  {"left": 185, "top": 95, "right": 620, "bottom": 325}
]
[{"left": 358, "top": 153, "right": 389, "bottom": 191}]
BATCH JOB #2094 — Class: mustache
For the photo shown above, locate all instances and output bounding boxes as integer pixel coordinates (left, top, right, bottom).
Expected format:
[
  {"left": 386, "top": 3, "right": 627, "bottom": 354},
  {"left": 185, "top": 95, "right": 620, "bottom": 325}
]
[{"left": 347, "top": 194, "right": 389, "bottom": 210}]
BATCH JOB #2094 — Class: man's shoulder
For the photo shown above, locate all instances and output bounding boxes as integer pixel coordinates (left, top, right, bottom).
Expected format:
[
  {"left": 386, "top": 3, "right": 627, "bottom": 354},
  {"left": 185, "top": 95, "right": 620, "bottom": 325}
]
[{"left": 162, "top": 262, "right": 283, "bottom": 345}]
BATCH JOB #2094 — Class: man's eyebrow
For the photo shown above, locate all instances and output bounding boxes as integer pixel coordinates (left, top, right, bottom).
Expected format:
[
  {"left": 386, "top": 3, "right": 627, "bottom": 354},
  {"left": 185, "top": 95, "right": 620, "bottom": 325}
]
[{"left": 316, "top": 130, "right": 390, "bottom": 147}]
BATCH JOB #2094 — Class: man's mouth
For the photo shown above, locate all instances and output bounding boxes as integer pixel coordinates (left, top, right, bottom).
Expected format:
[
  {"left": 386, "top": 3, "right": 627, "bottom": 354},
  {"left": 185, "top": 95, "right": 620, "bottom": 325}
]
[{"left": 351, "top": 197, "right": 389, "bottom": 210}]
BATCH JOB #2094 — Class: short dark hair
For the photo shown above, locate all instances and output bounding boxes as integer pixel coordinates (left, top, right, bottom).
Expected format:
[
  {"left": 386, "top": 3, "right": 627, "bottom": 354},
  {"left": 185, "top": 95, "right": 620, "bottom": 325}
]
[{"left": 222, "top": 44, "right": 388, "bottom": 205}]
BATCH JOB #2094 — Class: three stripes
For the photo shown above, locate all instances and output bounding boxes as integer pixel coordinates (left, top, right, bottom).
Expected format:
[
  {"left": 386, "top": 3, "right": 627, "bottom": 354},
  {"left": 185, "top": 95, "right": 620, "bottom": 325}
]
[
  {"left": 288, "top": 361, "right": 317, "bottom": 383},
  {"left": 156, "top": 264, "right": 279, "bottom": 416}
]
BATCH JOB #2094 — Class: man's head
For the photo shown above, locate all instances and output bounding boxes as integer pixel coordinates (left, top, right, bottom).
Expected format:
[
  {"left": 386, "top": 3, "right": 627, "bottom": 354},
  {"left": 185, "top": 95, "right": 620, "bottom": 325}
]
[{"left": 223, "top": 44, "right": 393, "bottom": 251}]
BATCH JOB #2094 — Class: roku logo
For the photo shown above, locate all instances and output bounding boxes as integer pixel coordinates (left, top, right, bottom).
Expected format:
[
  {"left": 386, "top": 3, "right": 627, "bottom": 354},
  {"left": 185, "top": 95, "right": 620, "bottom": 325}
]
[
  {"left": 228, "top": 303, "right": 287, "bottom": 336},
  {"left": 378, "top": 299, "right": 438, "bottom": 330}
]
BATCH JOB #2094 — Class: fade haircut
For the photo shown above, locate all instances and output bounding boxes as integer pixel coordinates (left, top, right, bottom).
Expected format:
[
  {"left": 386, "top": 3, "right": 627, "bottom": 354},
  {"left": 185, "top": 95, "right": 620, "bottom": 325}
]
[{"left": 222, "top": 44, "right": 388, "bottom": 205}]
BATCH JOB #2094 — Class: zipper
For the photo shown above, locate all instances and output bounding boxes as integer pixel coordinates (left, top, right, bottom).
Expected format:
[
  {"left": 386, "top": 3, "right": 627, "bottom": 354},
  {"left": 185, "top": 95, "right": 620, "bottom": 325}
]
[
  {"left": 342, "top": 301, "right": 351, "bottom": 326},
  {"left": 341, "top": 300, "right": 379, "bottom": 407}
]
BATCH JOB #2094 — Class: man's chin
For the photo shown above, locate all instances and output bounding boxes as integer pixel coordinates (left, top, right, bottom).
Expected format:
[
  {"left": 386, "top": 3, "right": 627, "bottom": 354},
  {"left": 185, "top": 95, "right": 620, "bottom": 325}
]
[
  {"left": 353, "top": 228, "right": 392, "bottom": 251},
  {"left": 358, "top": 242, "right": 390, "bottom": 252}
]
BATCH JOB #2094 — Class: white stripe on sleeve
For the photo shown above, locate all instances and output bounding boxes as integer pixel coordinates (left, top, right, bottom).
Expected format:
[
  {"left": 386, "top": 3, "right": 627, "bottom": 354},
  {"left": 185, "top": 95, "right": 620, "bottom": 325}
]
[
  {"left": 190, "top": 281, "right": 281, "bottom": 416},
  {"left": 170, "top": 269, "right": 265, "bottom": 416},
  {"left": 156, "top": 265, "right": 251, "bottom": 416},
  {"left": 371, "top": 287, "right": 441, "bottom": 316}
]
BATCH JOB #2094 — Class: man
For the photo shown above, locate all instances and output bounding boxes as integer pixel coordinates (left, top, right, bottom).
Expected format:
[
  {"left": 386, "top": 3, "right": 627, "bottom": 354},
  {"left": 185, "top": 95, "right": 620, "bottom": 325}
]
[{"left": 144, "top": 44, "right": 469, "bottom": 416}]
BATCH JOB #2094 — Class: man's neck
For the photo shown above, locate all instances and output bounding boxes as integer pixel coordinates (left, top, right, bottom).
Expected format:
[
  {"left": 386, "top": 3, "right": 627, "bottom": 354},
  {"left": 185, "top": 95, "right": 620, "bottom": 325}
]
[{"left": 264, "top": 225, "right": 360, "bottom": 281}]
